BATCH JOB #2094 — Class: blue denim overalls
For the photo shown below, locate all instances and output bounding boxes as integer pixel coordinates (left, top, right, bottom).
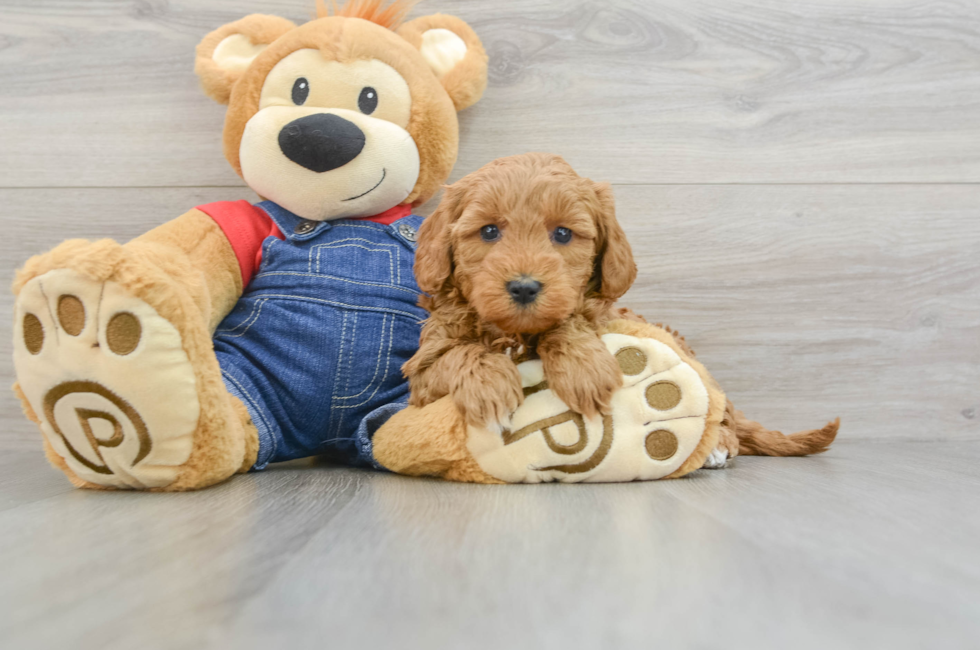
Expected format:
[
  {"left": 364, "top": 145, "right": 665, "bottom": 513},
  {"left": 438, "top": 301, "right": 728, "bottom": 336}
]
[{"left": 212, "top": 201, "right": 426, "bottom": 469}]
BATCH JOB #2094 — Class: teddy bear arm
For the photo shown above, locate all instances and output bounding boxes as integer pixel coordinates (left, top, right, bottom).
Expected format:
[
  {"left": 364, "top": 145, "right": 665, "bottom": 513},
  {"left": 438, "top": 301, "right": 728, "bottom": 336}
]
[{"left": 130, "top": 208, "right": 244, "bottom": 332}]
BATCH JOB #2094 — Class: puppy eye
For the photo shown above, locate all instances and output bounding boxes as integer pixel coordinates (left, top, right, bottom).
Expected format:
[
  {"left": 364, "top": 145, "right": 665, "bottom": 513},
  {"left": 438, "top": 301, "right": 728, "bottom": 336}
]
[
  {"left": 480, "top": 225, "right": 501, "bottom": 242},
  {"left": 552, "top": 227, "right": 573, "bottom": 245},
  {"left": 358, "top": 87, "right": 378, "bottom": 114},
  {"left": 292, "top": 78, "right": 310, "bottom": 105}
]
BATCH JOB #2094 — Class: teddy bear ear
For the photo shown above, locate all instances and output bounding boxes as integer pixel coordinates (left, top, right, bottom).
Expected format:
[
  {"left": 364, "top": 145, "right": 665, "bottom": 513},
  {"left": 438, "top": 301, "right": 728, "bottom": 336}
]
[
  {"left": 194, "top": 14, "right": 297, "bottom": 104},
  {"left": 397, "top": 14, "right": 489, "bottom": 111}
]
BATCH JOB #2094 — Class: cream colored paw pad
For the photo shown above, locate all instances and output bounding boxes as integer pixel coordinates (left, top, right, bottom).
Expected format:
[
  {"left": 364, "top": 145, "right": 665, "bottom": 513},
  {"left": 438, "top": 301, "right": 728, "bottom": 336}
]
[
  {"left": 13, "top": 269, "right": 199, "bottom": 489},
  {"left": 466, "top": 333, "right": 710, "bottom": 483}
]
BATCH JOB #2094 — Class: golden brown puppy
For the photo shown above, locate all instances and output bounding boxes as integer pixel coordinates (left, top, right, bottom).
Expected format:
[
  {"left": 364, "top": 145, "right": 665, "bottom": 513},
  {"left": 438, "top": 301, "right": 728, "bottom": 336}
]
[
  {"left": 404, "top": 153, "right": 839, "bottom": 465},
  {"left": 404, "top": 153, "right": 636, "bottom": 425}
]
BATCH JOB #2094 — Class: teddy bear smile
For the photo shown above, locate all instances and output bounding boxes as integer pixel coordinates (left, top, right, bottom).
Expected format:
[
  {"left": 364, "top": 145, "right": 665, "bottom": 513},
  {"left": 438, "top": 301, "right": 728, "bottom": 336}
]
[{"left": 343, "top": 168, "right": 387, "bottom": 201}]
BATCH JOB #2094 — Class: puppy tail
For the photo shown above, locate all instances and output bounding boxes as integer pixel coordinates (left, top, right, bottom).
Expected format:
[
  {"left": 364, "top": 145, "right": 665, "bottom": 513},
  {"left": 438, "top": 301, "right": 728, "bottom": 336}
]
[{"left": 728, "top": 404, "right": 839, "bottom": 457}]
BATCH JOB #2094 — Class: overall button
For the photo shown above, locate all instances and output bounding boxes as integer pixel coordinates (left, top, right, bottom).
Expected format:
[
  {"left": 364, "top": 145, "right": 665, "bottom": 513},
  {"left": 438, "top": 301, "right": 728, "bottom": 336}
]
[
  {"left": 294, "top": 220, "right": 316, "bottom": 235},
  {"left": 398, "top": 224, "right": 417, "bottom": 242}
]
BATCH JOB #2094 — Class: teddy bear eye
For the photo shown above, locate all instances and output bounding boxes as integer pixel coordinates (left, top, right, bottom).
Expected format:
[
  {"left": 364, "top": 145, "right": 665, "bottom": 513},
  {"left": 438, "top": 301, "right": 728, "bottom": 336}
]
[
  {"left": 480, "top": 225, "right": 501, "bottom": 242},
  {"left": 292, "top": 78, "right": 309, "bottom": 105},
  {"left": 552, "top": 227, "right": 573, "bottom": 244},
  {"left": 358, "top": 87, "right": 378, "bottom": 114}
]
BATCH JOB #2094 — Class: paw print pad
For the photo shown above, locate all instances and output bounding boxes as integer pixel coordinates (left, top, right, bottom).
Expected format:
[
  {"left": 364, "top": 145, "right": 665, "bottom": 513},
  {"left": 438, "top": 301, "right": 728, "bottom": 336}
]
[
  {"left": 13, "top": 269, "right": 200, "bottom": 489},
  {"left": 466, "top": 332, "right": 711, "bottom": 483}
]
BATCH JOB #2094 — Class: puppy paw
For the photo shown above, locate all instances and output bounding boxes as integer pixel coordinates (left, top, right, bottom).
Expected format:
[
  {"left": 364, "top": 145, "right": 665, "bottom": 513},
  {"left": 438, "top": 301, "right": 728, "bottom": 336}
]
[
  {"left": 544, "top": 348, "right": 623, "bottom": 419},
  {"left": 702, "top": 447, "right": 729, "bottom": 469},
  {"left": 451, "top": 356, "right": 524, "bottom": 428}
]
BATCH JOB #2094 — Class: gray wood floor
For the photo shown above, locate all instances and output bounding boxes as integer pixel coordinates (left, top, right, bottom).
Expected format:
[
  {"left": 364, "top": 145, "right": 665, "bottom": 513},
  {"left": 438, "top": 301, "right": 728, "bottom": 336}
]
[
  {"left": 1, "top": 441, "right": 978, "bottom": 649},
  {"left": 0, "top": 1, "right": 978, "bottom": 648}
]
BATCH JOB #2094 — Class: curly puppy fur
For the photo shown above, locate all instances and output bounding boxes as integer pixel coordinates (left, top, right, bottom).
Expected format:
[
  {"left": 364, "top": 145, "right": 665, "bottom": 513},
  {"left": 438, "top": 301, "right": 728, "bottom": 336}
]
[{"left": 404, "top": 153, "right": 637, "bottom": 425}]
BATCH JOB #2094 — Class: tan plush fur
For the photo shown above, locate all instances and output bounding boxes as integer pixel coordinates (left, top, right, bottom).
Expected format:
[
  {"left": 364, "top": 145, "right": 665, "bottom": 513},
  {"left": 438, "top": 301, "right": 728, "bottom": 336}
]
[
  {"left": 133, "top": 209, "right": 244, "bottom": 332},
  {"left": 405, "top": 153, "right": 638, "bottom": 424},
  {"left": 397, "top": 14, "right": 488, "bottom": 111},
  {"left": 195, "top": 14, "right": 299, "bottom": 105},
  {"left": 372, "top": 397, "right": 499, "bottom": 482}
]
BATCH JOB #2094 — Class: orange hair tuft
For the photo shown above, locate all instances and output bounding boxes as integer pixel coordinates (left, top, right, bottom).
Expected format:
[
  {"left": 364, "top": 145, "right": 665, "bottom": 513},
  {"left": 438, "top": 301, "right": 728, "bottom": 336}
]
[{"left": 315, "top": 0, "right": 419, "bottom": 30}]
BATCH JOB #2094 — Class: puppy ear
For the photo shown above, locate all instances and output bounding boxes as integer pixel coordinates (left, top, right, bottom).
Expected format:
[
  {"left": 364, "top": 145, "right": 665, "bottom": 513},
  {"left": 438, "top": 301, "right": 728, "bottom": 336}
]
[
  {"left": 195, "top": 14, "right": 297, "bottom": 104},
  {"left": 415, "top": 181, "right": 469, "bottom": 295},
  {"left": 397, "top": 15, "right": 488, "bottom": 111},
  {"left": 590, "top": 183, "right": 637, "bottom": 302}
]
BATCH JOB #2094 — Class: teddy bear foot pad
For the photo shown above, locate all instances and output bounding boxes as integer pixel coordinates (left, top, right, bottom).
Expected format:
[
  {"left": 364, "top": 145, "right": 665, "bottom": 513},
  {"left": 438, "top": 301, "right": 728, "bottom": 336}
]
[
  {"left": 466, "top": 333, "right": 713, "bottom": 483},
  {"left": 13, "top": 270, "right": 200, "bottom": 489}
]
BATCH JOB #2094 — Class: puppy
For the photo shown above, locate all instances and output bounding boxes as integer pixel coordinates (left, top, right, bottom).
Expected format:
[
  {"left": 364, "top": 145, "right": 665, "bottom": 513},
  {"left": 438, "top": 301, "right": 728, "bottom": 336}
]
[{"left": 404, "top": 153, "right": 636, "bottom": 426}]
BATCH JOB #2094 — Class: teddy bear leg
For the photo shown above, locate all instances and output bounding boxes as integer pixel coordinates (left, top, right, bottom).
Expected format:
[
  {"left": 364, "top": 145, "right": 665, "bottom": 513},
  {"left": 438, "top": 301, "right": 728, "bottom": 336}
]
[
  {"left": 372, "top": 398, "right": 501, "bottom": 483},
  {"left": 12, "top": 242, "right": 256, "bottom": 491}
]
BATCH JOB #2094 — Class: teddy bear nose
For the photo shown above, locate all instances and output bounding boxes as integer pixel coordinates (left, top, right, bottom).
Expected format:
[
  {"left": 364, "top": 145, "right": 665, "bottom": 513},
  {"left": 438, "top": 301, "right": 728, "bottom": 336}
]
[
  {"left": 278, "top": 113, "right": 366, "bottom": 173},
  {"left": 507, "top": 278, "right": 542, "bottom": 306}
]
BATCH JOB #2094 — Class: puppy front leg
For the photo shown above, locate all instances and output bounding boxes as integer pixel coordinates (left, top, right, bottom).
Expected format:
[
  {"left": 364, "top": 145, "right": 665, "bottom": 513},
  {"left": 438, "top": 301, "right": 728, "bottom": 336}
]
[
  {"left": 409, "top": 343, "right": 523, "bottom": 427},
  {"left": 538, "top": 317, "right": 623, "bottom": 419}
]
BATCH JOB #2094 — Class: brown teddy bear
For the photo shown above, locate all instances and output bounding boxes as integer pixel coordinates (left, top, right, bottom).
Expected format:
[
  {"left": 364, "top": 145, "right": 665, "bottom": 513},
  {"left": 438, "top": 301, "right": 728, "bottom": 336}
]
[{"left": 12, "top": 0, "right": 490, "bottom": 490}]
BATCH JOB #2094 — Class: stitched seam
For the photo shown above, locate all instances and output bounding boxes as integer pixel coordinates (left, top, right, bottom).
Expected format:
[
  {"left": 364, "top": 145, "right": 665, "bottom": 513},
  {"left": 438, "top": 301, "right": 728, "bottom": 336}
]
[
  {"left": 335, "top": 313, "right": 386, "bottom": 401},
  {"left": 312, "top": 237, "right": 397, "bottom": 249},
  {"left": 222, "top": 369, "right": 278, "bottom": 459},
  {"left": 311, "top": 239, "right": 396, "bottom": 283},
  {"left": 214, "top": 299, "right": 267, "bottom": 337},
  {"left": 239, "top": 293, "right": 425, "bottom": 320},
  {"left": 335, "top": 315, "right": 394, "bottom": 410},
  {"left": 251, "top": 272, "right": 420, "bottom": 296},
  {"left": 343, "top": 312, "right": 358, "bottom": 399},
  {"left": 330, "top": 312, "right": 350, "bottom": 434},
  {"left": 333, "top": 223, "right": 387, "bottom": 231},
  {"left": 333, "top": 311, "right": 350, "bottom": 410},
  {"left": 643, "top": 414, "right": 710, "bottom": 426}
]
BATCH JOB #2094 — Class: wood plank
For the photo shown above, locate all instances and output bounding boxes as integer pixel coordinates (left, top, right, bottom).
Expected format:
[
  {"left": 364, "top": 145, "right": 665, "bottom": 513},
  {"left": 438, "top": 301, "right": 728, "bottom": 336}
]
[
  {"left": 1, "top": 0, "right": 979, "bottom": 187},
  {"left": 1, "top": 183, "right": 977, "bottom": 451},
  {"left": 613, "top": 183, "right": 980, "bottom": 442},
  {"left": 0, "top": 441, "right": 977, "bottom": 649}
]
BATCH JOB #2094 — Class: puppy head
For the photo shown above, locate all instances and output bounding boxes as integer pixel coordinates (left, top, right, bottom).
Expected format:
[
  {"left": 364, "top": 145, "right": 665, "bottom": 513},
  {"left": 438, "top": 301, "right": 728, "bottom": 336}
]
[
  {"left": 416, "top": 153, "right": 637, "bottom": 334},
  {"left": 194, "top": 1, "right": 488, "bottom": 221}
]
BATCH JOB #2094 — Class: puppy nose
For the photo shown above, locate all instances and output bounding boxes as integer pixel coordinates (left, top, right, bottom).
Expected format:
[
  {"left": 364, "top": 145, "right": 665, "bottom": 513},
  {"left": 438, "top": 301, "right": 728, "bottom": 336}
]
[
  {"left": 278, "top": 113, "right": 366, "bottom": 173},
  {"left": 507, "top": 278, "right": 542, "bottom": 305}
]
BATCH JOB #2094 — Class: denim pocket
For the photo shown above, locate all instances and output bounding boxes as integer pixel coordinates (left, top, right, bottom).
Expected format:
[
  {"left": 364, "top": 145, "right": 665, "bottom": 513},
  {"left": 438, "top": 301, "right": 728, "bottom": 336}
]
[{"left": 311, "top": 236, "right": 404, "bottom": 286}]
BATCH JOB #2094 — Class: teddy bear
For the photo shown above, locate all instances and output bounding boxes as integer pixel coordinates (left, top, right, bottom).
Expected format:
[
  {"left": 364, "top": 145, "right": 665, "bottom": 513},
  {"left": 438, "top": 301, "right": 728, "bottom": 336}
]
[{"left": 11, "top": 0, "right": 490, "bottom": 490}]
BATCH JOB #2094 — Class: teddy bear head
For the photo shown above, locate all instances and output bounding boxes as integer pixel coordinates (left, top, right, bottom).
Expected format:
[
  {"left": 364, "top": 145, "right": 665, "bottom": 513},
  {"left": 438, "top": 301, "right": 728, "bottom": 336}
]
[{"left": 194, "top": 0, "right": 487, "bottom": 221}]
